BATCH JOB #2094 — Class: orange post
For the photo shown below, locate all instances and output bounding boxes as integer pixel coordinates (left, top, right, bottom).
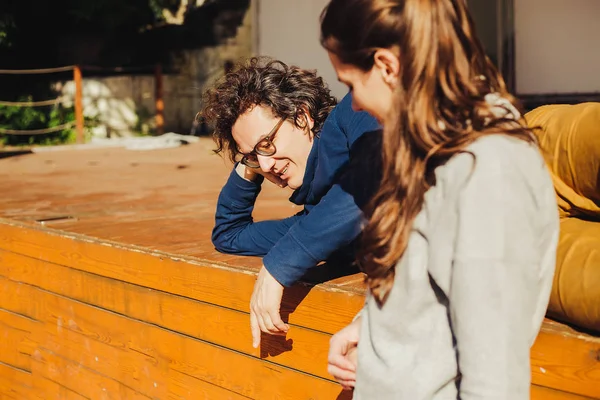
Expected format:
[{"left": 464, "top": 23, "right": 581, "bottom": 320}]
[
  {"left": 73, "top": 65, "right": 84, "bottom": 144},
  {"left": 155, "top": 64, "right": 164, "bottom": 136}
]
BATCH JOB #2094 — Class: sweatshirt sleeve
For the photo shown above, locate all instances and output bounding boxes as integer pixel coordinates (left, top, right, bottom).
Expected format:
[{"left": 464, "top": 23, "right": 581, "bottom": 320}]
[
  {"left": 449, "top": 145, "right": 555, "bottom": 400},
  {"left": 211, "top": 166, "right": 303, "bottom": 256},
  {"left": 263, "top": 181, "right": 364, "bottom": 286}
]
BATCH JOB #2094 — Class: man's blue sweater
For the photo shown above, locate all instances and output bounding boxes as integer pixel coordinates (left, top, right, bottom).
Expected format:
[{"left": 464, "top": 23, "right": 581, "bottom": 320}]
[{"left": 211, "top": 93, "right": 380, "bottom": 286}]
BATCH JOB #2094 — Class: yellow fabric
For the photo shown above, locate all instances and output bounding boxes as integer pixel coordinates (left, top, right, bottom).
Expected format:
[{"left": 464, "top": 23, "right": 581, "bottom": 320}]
[
  {"left": 548, "top": 218, "right": 600, "bottom": 331},
  {"left": 526, "top": 103, "right": 600, "bottom": 219},
  {"left": 525, "top": 103, "right": 600, "bottom": 332}
]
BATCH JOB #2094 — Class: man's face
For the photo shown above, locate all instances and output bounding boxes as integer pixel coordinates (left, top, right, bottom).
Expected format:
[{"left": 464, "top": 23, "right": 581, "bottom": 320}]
[{"left": 232, "top": 105, "right": 314, "bottom": 190}]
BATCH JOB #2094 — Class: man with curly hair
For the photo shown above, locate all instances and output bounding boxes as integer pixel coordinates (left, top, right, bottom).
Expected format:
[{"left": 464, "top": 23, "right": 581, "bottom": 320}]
[{"left": 204, "top": 57, "right": 380, "bottom": 348}]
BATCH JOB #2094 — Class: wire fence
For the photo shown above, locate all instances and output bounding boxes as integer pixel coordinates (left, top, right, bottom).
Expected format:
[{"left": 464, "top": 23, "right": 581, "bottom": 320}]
[
  {"left": 0, "top": 122, "right": 75, "bottom": 136},
  {"left": 0, "top": 64, "right": 165, "bottom": 144},
  {"left": 0, "top": 97, "right": 70, "bottom": 107},
  {"left": 0, "top": 65, "right": 81, "bottom": 141},
  {"left": 0, "top": 65, "right": 76, "bottom": 74}
]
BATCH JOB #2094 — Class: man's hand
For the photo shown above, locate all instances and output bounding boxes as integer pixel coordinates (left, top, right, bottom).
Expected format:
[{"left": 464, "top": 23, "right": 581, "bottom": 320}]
[
  {"left": 328, "top": 316, "right": 362, "bottom": 390},
  {"left": 235, "top": 163, "right": 287, "bottom": 188},
  {"left": 250, "top": 266, "right": 289, "bottom": 348}
]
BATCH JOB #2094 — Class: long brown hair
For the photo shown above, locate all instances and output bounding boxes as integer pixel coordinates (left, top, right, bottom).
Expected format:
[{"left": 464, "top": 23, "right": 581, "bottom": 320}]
[{"left": 321, "top": 0, "right": 536, "bottom": 305}]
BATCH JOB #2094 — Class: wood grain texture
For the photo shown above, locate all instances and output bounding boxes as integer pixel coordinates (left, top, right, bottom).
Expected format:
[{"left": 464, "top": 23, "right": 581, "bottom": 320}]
[
  {"left": 532, "top": 319, "right": 600, "bottom": 398},
  {"left": 0, "top": 274, "right": 349, "bottom": 399},
  {"left": 1, "top": 142, "right": 599, "bottom": 399},
  {"left": 0, "top": 249, "right": 333, "bottom": 380},
  {"left": 0, "top": 362, "right": 36, "bottom": 400},
  {"left": 0, "top": 221, "right": 365, "bottom": 335},
  {"left": 0, "top": 308, "right": 37, "bottom": 371},
  {"left": 532, "top": 384, "right": 597, "bottom": 400}
]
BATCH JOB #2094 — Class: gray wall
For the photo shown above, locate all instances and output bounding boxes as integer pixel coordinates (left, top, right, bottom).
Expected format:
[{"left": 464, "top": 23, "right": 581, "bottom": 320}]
[
  {"left": 255, "top": 0, "right": 600, "bottom": 97},
  {"left": 254, "top": 0, "right": 348, "bottom": 99},
  {"left": 515, "top": 0, "right": 600, "bottom": 94},
  {"left": 468, "top": 0, "right": 500, "bottom": 67}
]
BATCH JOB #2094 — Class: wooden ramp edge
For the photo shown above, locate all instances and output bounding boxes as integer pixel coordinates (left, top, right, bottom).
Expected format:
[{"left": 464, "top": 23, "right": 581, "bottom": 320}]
[{"left": 0, "top": 219, "right": 599, "bottom": 399}]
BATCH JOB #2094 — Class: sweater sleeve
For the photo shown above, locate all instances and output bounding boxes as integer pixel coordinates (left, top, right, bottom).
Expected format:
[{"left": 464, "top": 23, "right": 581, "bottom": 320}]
[
  {"left": 211, "top": 166, "right": 303, "bottom": 256},
  {"left": 263, "top": 182, "right": 364, "bottom": 286},
  {"left": 449, "top": 146, "right": 550, "bottom": 400}
]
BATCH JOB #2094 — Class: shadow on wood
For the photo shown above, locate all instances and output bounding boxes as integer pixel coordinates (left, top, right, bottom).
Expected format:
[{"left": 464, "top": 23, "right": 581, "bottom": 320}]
[{"left": 336, "top": 388, "right": 354, "bottom": 400}]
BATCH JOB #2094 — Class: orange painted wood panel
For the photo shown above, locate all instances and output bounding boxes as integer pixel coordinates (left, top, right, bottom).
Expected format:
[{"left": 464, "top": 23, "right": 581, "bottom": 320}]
[
  {"left": 0, "top": 221, "right": 365, "bottom": 334},
  {"left": 0, "top": 249, "right": 333, "bottom": 380},
  {"left": 531, "top": 320, "right": 600, "bottom": 398},
  {"left": 532, "top": 384, "right": 597, "bottom": 400},
  {"left": 32, "top": 349, "right": 152, "bottom": 400},
  {"left": 32, "top": 376, "right": 89, "bottom": 400},
  {"left": 38, "top": 287, "right": 348, "bottom": 399},
  {"left": 38, "top": 324, "right": 164, "bottom": 399},
  {"left": 0, "top": 273, "right": 42, "bottom": 320},
  {"left": 0, "top": 362, "right": 36, "bottom": 400},
  {"left": 2, "top": 220, "right": 600, "bottom": 399},
  {"left": 168, "top": 369, "right": 253, "bottom": 400},
  {"left": 0, "top": 308, "right": 37, "bottom": 371}
]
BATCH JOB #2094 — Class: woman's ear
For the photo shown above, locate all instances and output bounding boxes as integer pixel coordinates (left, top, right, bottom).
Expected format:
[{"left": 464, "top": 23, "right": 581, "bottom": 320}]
[{"left": 373, "top": 48, "right": 400, "bottom": 87}]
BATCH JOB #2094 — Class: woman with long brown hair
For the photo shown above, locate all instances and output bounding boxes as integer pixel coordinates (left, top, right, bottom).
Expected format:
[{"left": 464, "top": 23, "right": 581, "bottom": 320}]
[{"left": 320, "top": 0, "right": 559, "bottom": 398}]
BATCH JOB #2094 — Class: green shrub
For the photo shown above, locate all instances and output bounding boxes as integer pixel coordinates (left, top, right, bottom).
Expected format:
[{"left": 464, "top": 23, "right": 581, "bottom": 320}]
[{"left": 0, "top": 98, "right": 95, "bottom": 146}]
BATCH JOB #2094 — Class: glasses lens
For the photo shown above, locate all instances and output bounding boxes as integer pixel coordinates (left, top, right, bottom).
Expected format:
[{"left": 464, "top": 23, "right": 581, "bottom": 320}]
[
  {"left": 241, "top": 154, "right": 260, "bottom": 168},
  {"left": 255, "top": 139, "right": 276, "bottom": 156}
]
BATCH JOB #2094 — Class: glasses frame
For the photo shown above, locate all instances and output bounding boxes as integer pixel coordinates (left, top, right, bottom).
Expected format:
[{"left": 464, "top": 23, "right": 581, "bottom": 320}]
[{"left": 240, "top": 117, "right": 286, "bottom": 168}]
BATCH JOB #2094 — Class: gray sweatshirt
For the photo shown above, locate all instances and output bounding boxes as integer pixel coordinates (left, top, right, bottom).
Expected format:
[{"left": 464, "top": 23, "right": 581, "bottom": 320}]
[{"left": 353, "top": 134, "right": 559, "bottom": 400}]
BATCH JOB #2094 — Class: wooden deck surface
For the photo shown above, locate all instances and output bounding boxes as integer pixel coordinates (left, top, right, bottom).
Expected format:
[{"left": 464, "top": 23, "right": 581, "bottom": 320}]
[{"left": 0, "top": 139, "right": 599, "bottom": 399}]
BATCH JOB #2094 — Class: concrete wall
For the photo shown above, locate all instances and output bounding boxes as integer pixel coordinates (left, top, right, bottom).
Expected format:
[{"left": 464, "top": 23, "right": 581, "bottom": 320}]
[
  {"left": 255, "top": 0, "right": 506, "bottom": 99},
  {"left": 515, "top": 0, "right": 600, "bottom": 94},
  {"left": 255, "top": 0, "right": 347, "bottom": 99}
]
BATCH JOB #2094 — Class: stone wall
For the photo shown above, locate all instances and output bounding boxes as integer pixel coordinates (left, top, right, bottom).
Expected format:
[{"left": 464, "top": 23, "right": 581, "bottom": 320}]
[
  {"left": 54, "top": 3, "right": 254, "bottom": 138},
  {"left": 163, "top": 4, "right": 254, "bottom": 135}
]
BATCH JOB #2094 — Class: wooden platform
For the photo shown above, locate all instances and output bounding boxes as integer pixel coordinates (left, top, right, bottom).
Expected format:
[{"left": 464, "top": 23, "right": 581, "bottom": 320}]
[{"left": 0, "top": 139, "right": 598, "bottom": 399}]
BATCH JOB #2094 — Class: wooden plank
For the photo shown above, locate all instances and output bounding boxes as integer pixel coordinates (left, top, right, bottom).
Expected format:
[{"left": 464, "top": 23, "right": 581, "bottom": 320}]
[
  {"left": 531, "top": 320, "right": 600, "bottom": 398},
  {"left": 38, "top": 320, "right": 166, "bottom": 399},
  {"left": 33, "top": 376, "right": 90, "bottom": 400},
  {"left": 2, "top": 222, "right": 599, "bottom": 398},
  {"left": 167, "top": 369, "right": 251, "bottom": 400},
  {"left": 38, "top": 286, "right": 347, "bottom": 399},
  {"left": 532, "top": 384, "right": 597, "bottom": 400},
  {"left": 0, "top": 249, "right": 333, "bottom": 380},
  {"left": 31, "top": 348, "right": 152, "bottom": 400},
  {"left": 0, "top": 362, "right": 37, "bottom": 400},
  {"left": 0, "top": 273, "right": 42, "bottom": 320},
  {"left": 0, "top": 221, "right": 365, "bottom": 335},
  {"left": 0, "top": 308, "right": 37, "bottom": 371},
  {"left": 38, "top": 323, "right": 291, "bottom": 400}
]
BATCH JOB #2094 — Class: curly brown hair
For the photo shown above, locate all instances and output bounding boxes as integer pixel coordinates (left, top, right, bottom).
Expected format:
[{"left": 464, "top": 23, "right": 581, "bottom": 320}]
[{"left": 202, "top": 57, "right": 338, "bottom": 163}]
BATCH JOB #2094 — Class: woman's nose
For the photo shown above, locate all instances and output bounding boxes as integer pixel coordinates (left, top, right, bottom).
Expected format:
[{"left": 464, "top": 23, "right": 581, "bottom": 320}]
[{"left": 257, "top": 154, "right": 275, "bottom": 173}]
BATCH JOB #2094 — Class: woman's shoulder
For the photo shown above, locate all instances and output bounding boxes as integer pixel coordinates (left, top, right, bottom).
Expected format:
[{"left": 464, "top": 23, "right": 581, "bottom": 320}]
[
  {"left": 449, "top": 134, "right": 541, "bottom": 170},
  {"left": 436, "top": 134, "right": 548, "bottom": 193},
  {"left": 468, "top": 133, "right": 537, "bottom": 157}
]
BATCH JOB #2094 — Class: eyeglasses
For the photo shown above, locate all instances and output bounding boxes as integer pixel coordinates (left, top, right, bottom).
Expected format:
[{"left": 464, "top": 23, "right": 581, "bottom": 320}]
[{"left": 239, "top": 117, "right": 285, "bottom": 169}]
